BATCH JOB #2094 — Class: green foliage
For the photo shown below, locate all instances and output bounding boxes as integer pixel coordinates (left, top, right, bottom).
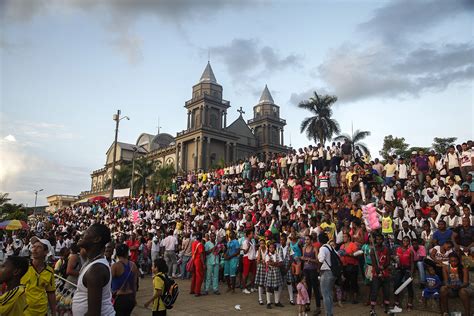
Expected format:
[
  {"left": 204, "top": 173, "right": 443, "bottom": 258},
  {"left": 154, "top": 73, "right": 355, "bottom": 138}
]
[
  {"left": 0, "top": 193, "right": 27, "bottom": 221},
  {"left": 432, "top": 137, "right": 457, "bottom": 154},
  {"left": 379, "top": 135, "right": 410, "bottom": 160},
  {"left": 104, "top": 163, "right": 132, "bottom": 190},
  {"left": 334, "top": 129, "right": 371, "bottom": 157},
  {"left": 150, "top": 165, "right": 176, "bottom": 193},
  {"left": 297, "top": 91, "right": 341, "bottom": 145},
  {"left": 133, "top": 158, "right": 156, "bottom": 194}
]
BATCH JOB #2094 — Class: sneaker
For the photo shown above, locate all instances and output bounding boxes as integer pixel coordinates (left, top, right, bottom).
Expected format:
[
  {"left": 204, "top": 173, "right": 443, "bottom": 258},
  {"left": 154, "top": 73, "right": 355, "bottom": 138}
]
[
  {"left": 388, "top": 306, "right": 402, "bottom": 313},
  {"left": 290, "top": 300, "right": 295, "bottom": 305},
  {"left": 275, "top": 302, "right": 284, "bottom": 307},
  {"left": 242, "top": 289, "right": 251, "bottom": 294},
  {"left": 259, "top": 300, "right": 264, "bottom": 305},
  {"left": 370, "top": 310, "right": 377, "bottom": 316},
  {"left": 267, "top": 304, "right": 272, "bottom": 309}
]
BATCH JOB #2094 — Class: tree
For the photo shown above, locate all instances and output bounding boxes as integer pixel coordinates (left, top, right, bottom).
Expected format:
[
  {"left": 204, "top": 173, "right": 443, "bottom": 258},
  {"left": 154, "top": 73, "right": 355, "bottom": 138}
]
[
  {"left": 298, "top": 91, "right": 341, "bottom": 145},
  {"left": 334, "top": 129, "right": 371, "bottom": 157},
  {"left": 104, "top": 164, "right": 132, "bottom": 190},
  {"left": 133, "top": 158, "right": 155, "bottom": 194},
  {"left": 0, "top": 193, "right": 27, "bottom": 221},
  {"left": 379, "top": 135, "right": 409, "bottom": 161},
  {"left": 432, "top": 137, "right": 457, "bottom": 154},
  {"left": 150, "top": 165, "right": 175, "bottom": 193}
]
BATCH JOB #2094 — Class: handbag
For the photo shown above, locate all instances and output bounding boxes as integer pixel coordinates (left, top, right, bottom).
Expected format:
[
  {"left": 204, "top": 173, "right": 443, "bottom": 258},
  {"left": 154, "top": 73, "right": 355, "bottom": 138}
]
[{"left": 186, "top": 243, "right": 199, "bottom": 273}]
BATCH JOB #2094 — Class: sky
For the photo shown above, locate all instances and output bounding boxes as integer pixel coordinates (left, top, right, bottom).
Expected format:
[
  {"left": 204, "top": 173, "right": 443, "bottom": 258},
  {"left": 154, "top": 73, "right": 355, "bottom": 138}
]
[{"left": 0, "top": 0, "right": 473, "bottom": 206}]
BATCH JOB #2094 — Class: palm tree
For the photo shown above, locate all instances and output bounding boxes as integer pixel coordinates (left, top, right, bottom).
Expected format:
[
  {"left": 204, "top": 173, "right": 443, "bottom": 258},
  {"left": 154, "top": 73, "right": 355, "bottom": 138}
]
[
  {"left": 133, "top": 158, "right": 155, "bottom": 194},
  {"left": 150, "top": 165, "right": 175, "bottom": 193},
  {"left": 0, "top": 192, "right": 11, "bottom": 206},
  {"left": 298, "top": 91, "right": 341, "bottom": 145},
  {"left": 104, "top": 164, "right": 132, "bottom": 190},
  {"left": 334, "top": 129, "right": 371, "bottom": 158}
]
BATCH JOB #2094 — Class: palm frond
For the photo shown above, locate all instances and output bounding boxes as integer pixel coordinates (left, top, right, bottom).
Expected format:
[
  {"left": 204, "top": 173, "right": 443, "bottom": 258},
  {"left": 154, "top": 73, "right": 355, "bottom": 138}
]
[{"left": 352, "top": 130, "right": 371, "bottom": 143}]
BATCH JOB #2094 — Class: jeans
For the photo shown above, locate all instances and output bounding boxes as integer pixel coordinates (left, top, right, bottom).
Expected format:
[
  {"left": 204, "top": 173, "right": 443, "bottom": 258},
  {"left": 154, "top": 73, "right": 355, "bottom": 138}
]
[
  {"left": 205, "top": 263, "right": 220, "bottom": 292},
  {"left": 320, "top": 270, "right": 335, "bottom": 316},
  {"left": 304, "top": 269, "right": 321, "bottom": 308},
  {"left": 180, "top": 255, "right": 191, "bottom": 279},
  {"left": 164, "top": 250, "right": 177, "bottom": 277},
  {"left": 370, "top": 276, "right": 390, "bottom": 305},
  {"left": 416, "top": 261, "right": 426, "bottom": 283}
]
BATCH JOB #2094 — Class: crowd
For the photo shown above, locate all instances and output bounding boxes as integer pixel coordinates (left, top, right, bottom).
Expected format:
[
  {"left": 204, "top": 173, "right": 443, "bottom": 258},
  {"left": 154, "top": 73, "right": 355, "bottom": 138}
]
[{"left": 0, "top": 139, "right": 473, "bottom": 316}]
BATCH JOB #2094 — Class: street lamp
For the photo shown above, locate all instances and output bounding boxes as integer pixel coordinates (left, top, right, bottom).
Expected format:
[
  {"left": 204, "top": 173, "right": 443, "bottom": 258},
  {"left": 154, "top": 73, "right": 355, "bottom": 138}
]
[
  {"left": 34, "top": 189, "right": 44, "bottom": 215},
  {"left": 110, "top": 110, "right": 130, "bottom": 199},
  {"left": 130, "top": 146, "right": 138, "bottom": 198}
]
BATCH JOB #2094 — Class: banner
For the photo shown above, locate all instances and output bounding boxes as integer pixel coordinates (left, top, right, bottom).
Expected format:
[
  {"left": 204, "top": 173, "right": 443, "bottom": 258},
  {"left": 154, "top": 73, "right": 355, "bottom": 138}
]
[{"left": 113, "top": 188, "right": 130, "bottom": 198}]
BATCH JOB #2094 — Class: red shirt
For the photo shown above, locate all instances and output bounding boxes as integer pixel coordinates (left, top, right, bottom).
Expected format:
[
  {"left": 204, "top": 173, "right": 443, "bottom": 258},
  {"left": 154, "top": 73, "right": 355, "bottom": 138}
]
[
  {"left": 192, "top": 240, "right": 204, "bottom": 262},
  {"left": 340, "top": 242, "right": 359, "bottom": 266},
  {"left": 396, "top": 247, "right": 412, "bottom": 267},
  {"left": 125, "top": 239, "right": 140, "bottom": 262}
]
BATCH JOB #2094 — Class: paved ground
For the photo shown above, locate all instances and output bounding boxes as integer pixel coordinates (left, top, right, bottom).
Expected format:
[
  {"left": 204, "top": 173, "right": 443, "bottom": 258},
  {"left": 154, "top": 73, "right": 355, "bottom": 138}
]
[{"left": 131, "top": 276, "right": 442, "bottom": 316}]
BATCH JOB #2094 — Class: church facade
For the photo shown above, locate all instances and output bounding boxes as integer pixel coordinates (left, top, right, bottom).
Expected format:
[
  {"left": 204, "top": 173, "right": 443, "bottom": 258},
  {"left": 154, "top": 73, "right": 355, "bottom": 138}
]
[{"left": 85, "top": 63, "right": 288, "bottom": 197}]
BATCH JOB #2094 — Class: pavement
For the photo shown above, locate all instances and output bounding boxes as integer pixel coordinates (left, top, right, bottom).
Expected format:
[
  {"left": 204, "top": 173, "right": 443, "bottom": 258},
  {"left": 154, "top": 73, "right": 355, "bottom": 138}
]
[{"left": 131, "top": 276, "right": 442, "bottom": 316}]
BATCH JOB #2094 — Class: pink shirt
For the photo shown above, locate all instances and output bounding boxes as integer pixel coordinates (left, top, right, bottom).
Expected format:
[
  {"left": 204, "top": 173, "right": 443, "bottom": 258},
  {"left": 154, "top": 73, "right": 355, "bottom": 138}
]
[{"left": 410, "top": 245, "right": 426, "bottom": 261}]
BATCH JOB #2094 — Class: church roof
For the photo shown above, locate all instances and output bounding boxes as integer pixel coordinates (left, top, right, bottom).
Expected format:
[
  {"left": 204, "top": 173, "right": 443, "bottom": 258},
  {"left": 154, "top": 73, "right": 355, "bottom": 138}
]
[
  {"left": 258, "top": 84, "right": 274, "bottom": 104},
  {"left": 199, "top": 62, "right": 217, "bottom": 84},
  {"left": 226, "top": 115, "right": 256, "bottom": 140}
]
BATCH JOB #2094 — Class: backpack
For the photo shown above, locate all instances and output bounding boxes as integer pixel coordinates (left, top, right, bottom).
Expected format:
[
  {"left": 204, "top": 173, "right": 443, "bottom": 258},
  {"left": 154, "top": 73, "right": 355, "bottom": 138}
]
[
  {"left": 158, "top": 274, "right": 179, "bottom": 309},
  {"left": 323, "top": 245, "right": 343, "bottom": 285}
]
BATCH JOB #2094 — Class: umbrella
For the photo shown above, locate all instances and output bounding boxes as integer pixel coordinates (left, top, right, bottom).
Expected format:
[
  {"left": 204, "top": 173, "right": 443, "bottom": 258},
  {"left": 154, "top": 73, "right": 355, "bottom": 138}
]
[
  {"left": 0, "top": 220, "right": 29, "bottom": 230},
  {"left": 88, "top": 196, "right": 108, "bottom": 203}
]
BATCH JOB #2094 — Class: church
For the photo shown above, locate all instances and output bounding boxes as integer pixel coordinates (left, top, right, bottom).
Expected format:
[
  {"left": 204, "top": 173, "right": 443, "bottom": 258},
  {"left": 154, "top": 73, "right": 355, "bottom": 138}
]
[{"left": 86, "top": 62, "right": 288, "bottom": 196}]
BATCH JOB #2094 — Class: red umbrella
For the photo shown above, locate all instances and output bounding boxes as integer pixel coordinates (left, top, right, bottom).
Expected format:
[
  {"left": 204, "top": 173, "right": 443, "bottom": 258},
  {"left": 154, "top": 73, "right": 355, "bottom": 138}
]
[{"left": 88, "top": 196, "right": 109, "bottom": 203}]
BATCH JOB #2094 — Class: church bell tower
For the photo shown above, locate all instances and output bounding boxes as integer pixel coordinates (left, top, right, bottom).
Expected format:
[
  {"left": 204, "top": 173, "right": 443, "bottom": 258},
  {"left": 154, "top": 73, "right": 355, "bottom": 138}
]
[{"left": 248, "top": 85, "right": 286, "bottom": 157}]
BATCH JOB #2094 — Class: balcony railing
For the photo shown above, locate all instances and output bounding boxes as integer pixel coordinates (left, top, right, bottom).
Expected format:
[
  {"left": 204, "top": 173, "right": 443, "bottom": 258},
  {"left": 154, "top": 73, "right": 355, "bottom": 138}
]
[{"left": 248, "top": 117, "right": 286, "bottom": 125}]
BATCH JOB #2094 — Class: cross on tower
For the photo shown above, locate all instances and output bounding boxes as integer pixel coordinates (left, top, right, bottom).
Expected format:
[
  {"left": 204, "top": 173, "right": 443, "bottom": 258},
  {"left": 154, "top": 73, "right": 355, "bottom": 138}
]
[{"left": 237, "top": 107, "right": 245, "bottom": 117}]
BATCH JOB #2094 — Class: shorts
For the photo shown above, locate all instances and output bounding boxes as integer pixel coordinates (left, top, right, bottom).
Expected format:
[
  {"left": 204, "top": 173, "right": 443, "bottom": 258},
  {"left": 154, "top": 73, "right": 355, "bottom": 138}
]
[
  {"left": 447, "top": 287, "right": 474, "bottom": 298},
  {"left": 242, "top": 257, "right": 256, "bottom": 277},
  {"left": 422, "top": 289, "right": 439, "bottom": 299},
  {"left": 224, "top": 257, "right": 239, "bottom": 277}
]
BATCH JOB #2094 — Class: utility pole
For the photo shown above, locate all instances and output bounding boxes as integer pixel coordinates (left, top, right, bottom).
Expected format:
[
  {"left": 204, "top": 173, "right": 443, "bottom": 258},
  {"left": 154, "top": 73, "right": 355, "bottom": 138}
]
[
  {"left": 130, "top": 146, "right": 137, "bottom": 198},
  {"left": 110, "top": 110, "right": 129, "bottom": 199},
  {"left": 34, "top": 189, "right": 43, "bottom": 215}
]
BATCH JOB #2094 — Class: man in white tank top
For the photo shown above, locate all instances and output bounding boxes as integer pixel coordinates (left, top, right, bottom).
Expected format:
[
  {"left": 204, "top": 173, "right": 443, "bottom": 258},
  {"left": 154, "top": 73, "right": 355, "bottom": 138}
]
[{"left": 72, "top": 223, "right": 115, "bottom": 315}]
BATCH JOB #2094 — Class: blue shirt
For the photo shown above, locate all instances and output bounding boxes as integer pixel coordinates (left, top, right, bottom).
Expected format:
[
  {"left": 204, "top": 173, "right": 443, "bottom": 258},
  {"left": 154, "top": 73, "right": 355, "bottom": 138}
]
[
  {"left": 433, "top": 229, "right": 453, "bottom": 246},
  {"left": 226, "top": 239, "right": 240, "bottom": 257}
]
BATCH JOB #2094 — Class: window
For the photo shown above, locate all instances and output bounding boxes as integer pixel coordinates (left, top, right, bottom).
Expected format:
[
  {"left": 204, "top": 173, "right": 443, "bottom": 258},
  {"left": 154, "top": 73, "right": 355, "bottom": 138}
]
[{"left": 210, "top": 113, "right": 218, "bottom": 128}]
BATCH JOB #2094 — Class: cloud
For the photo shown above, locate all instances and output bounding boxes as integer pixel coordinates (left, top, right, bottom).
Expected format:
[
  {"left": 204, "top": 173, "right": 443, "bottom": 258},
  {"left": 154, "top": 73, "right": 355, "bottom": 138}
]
[
  {"left": 290, "top": 0, "right": 473, "bottom": 104},
  {"left": 315, "top": 42, "right": 474, "bottom": 103},
  {"left": 210, "top": 38, "right": 302, "bottom": 84},
  {"left": 358, "top": 0, "right": 473, "bottom": 44},
  {"left": 4, "top": 135, "right": 16, "bottom": 142},
  {"left": 1, "top": 0, "right": 262, "bottom": 63}
]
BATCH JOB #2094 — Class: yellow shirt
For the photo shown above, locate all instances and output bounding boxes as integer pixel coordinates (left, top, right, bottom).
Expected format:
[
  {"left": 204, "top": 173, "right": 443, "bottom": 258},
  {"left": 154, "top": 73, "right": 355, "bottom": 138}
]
[
  {"left": 21, "top": 264, "right": 55, "bottom": 316},
  {"left": 351, "top": 208, "right": 362, "bottom": 219},
  {"left": 0, "top": 285, "right": 27, "bottom": 316},
  {"left": 381, "top": 216, "right": 393, "bottom": 234},
  {"left": 152, "top": 273, "right": 166, "bottom": 311},
  {"left": 346, "top": 171, "right": 354, "bottom": 186},
  {"left": 320, "top": 222, "right": 336, "bottom": 240}
]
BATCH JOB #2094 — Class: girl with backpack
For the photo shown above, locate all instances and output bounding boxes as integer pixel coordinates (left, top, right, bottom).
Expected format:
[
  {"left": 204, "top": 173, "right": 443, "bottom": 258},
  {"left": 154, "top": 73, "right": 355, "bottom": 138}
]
[{"left": 145, "top": 258, "right": 168, "bottom": 315}]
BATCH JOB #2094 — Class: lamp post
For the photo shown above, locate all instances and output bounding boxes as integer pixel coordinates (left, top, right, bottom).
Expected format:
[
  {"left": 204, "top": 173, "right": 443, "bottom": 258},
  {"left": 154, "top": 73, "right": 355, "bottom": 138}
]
[
  {"left": 34, "top": 189, "right": 44, "bottom": 215},
  {"left": 110, "top": 110, "right": 130, "bottom": 199},
  {"left": 130, "top": 146, "right": 138, "bottom": 198}
]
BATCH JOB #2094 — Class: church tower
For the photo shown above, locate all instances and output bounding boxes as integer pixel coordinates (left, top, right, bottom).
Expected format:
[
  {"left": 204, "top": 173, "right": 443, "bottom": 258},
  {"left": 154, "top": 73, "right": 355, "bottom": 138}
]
[
  {"left": 185, "top": 62, "right": 229, "bottom": 130},
  {"left": 175, "top": 62, "right": 237, "bottom": 172},
  {"left": 248, "top": 85, "right": 287, "bottom": 158}
]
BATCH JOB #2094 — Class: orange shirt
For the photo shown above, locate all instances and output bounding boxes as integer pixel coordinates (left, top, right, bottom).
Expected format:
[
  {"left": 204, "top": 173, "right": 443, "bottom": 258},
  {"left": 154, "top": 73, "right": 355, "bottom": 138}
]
[{"left": 340, "top": 242, "right": 359, "bottom": 266}]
